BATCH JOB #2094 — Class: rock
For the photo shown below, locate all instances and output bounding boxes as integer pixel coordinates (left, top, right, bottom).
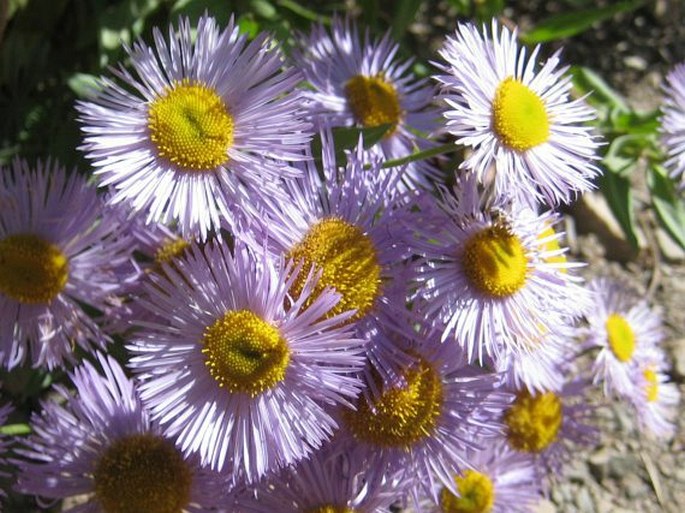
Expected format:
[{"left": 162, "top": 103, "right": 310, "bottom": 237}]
[
  {"left": 575, "top": 487, "right": 595, "bottom": 513},
  {"left": 608, "top": 455, "right": 641, "bottom": 480},
  {"left": 531, "top": 498, "right": 556, "bottom": 513},
  {"left": 621, "top": 473, "right": 650, "bottom": 500},
  {"left": 589, "top": 447, "right": 612, "bottom": 482},
  {"left": 571, "top": 192, "right": 645, "bottom": 262},
  {"left": 656, "top": 227, "right": 685, "bottom": 262},
  {"left": 669, "top": 338, "right": 685, "bottom": 381}
]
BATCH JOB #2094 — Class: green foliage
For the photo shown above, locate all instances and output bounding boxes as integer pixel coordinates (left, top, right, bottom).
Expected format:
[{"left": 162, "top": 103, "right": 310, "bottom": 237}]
[{"left": 520, "top": 0, "right": 645, "bottom": 44}]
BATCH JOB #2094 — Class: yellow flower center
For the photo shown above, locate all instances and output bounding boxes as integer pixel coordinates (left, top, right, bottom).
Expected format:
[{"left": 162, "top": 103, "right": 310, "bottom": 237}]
[
  {"left": 202, "top": 309, "right": 290, "bottom": 396},
  {"left": 605, "top": 313, "right": 635, "bottom": 363},
  {"left": 343, "top": 356, "right": 443, "bottom": 448},
  {"left": 93, "top": 434, "right": 192, "bottom": 513},
  {"left": 148, "top": 80, "right": 234, "bottom": 171},
  {"left": 154, "top": 238, "right": 190, "bottom": 266},
  {"left": 538, "top": 225, "right": 567, "bottom": 270},
  {"left": 492, "top": 77, "right": 550, "bottom": 152},
  {"left": 462, "top": 225, "right": 528, "bottom": 298},
  {"left": 0, "top": 233, "right": 69, "bottom": 304},
  {"left": 305, "top": 506, "right": 356, "bottom": 513},
  {"left": 440, "top": 470, "right": 495, "bottom": 513},
  {"left": 344, "top": 74, "right": 401, "bottom": 135},
  {"left": 287, "top": 217, "right": 382, "bottom": 322},
  {"left": 643, "top": 368, "right": 658, "bottom": 402},
  {"left": 505, "top": 390, "right": 562, "bottom": 453}
]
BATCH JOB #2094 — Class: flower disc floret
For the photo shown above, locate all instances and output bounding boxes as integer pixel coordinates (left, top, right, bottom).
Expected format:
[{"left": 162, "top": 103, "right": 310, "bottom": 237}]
[
  {"left": 344, "top": 74, "right": 401, "bottom": 133},
  {"left": 344, "top": 357, "right": 443, "bottom": 447},
  {"left": 492, "top": 77, "right": 550, "bottom": 152},
  {"left": 202, "top": 309, "right": 290, "bottom": 396},
  {"left": 0, "top": 233, "right": 69, "bottom": 304},
  {"left": 605, "top": 313, "right": 636, "bottom": 363},
  {"left": 462, "top": 225, "right": 528, "bottom": 298},
  {"left": 148, "top": 80, "right": 234, "bottom": 171},
  {"left": 287, "top": 217, "right": 381, "bottom": 321},
  {"left": 306, "top": 506, "right": 356, "bottom": 513},
  {"left": 504, "top": 391, "right": 562, "bottom": 453},
  {"left": 93, "top": 433, "right": 192, "bottom": 513},
  {"left": 440, "top": 470, "right": 495, "bottom": 513},
  {"left": 643, "top": 368, "right": 659, "bottom": 402}
]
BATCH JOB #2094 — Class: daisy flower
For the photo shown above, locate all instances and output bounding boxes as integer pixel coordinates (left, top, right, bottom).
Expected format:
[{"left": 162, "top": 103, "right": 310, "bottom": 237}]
[
  {"left": 493, "top": 316, "right": 579, "bottom": 394},
  {"left": 660, "top": 61, "right": 685, "bottom": 188},
  {"left": 626, "top": 346, "right": 679, "bottom": 440},
  {"left": 237, "top": 440, "right": 403, "bottom": 513},
  {"left": 0, "top": 159, "right": 135, "bottom": 369},
  {"left": 293, "top": 15, "right": 442, "bottom": 191},
  {"left": 14, "top": 353, "right": 228, "bottom": 513},
  {"left": 434, "top": 20, "right": 601, "bottom": 206},
  {"left": 434, "top": 443, "right": 542, "bottom": 513},
  {"left": 500, "top": 379, "right": 598, "bottom": 480},
  {"left": 583, "top": 277, "right": 664, "bottom": 397},
  {"left": 414, "top": 174, "right": 588, "bottom": 363},
  {"left": 127, "top": 241, "right": 366, "bottom": 482},
  {"left": 77, "top": 14, "right": 311, "bottom": 240},
  {"left": 260, "top": 132, "right": 416, "bottom": 380},
  {"left": 338, "top": 328, "right": 511, "bottom": 503}
]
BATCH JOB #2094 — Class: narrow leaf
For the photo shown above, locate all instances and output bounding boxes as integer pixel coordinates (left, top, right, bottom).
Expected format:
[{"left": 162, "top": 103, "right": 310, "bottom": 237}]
[
  {"left": 599, "top": 170, "right": 639, "bottom": 248},
  {"left": 648, "top": 165, "right": 685, "bottom": 250},
  {"left": 520, "top": 0, "right": 645, "bottom": 44}
]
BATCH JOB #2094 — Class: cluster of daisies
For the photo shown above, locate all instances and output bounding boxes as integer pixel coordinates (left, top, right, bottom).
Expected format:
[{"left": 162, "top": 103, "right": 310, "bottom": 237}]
[{"left": 0, "top": 13, "right": 680, "bottom": 513}]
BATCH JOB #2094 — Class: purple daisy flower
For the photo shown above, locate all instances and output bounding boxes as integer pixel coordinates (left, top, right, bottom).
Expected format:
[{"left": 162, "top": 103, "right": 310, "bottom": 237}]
[
  {"left": 660, "top": 61, "right": 685, "bottom": 188},
  {"left": 493, "top": 315, "right": 580, "bottom": 394},
  {"left": 432, "top": 443, "right": 542, "bottom": 513},
  {"left": 500, "top": 378, "right": 598, "bottom": 482},
  {"left": 0, "top": 159, "right": 135, "bottom": 369},
  {"left": 293, "top": 15, "right": 442, "bottom": 191},
  {"left": 127, "top": 241, "right": 366, "bottom": 482},
  {"left": 14, "top": 353, "right": 228, "bottom": 513},
  {"left": 337, "top": 324, "right": 512, "bottom": 504},
  {"left": 236, "top": 439, "right": 403, "bottom": 513},
  {"left": 413, "top": 174, "right": 589, "bottom": 364},
  {"left": 626, "top": 346, "right": 680, "bottom": 440},
  {"left": 260, "top": 131, "right": 417, "bottom": 380},
  {"left": 77, "top": 14, "right": 312, "bottom": 240},
  {"left": 583, "top": 277, "right": 664, "bottom": 397},
  {"left": 434, "top": 20, "right": 601, "bottom": 206}
]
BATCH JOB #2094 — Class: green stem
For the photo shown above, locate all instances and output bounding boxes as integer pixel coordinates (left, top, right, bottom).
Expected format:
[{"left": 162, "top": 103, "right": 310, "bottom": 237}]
[{"left": 381, "top": 142, "right": 456, "bottom": 168}]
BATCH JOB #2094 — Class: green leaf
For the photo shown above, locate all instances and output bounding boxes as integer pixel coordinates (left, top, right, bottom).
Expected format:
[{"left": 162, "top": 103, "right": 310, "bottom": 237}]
[
  {"left": 599, "top": 170, "right": 639, "bottom": 248},
  {"left": 0, "top": 423, "right": 31, "bottom": 436},
  {"left": 520, "top": 0, "right": 645, "bottom": 44},
  {"left": 250, "top": 0, "right": 277, "bottom": 19},
  {"left": 609, "top": 109, "right": 660, "bottom": 135},
  {"left": 648, "top": 165, "right": 685, "bottom": 250},
  {"left": 570, "top": 66, "right": 629, "bottom": 112},
  {"left": 67, "top": 73, "right": 101, "bottom": 98},
  {"left": 602, "top": 135, "right": 645, "bottom": 175},
  {"left": 311, "top": 125, "right": 390, "bottom": 167},
  {"left": 391, "top": 0, "right": 422, "bottom": 40}
]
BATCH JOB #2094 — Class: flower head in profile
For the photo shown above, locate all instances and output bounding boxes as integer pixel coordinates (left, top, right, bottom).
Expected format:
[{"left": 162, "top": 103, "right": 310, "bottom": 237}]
[
  {"left": 237, "top": 440, "right": 402, "bottom": 513},
  {"left": 414, "top": 174, "right": 588, "bottom": 363},
  {"left": 583, "top": 277, "right": 664, "bottom": 397},
  {"left": 77, "top": 15, "right": 311, "bottom": 239},
  {"left": 435, "top": 20, "right": 601, "bottom": 206},
  {"left": 435, "top": 443, "right": 542, "bottom": 513},
  {"left": 660, "top": 61, "right": 685, "bottom": 188},
  {"left": 0, "top": 159, "right": 135, "bottom": 369},
  {"left": 127, "top": 241, "right": 366, "bottom": 482},
  {"left": 14, "top": 353, "right": 227, "bottom": 513},
  {"left": 625, "top": 346, "right": 679, "bottom": 440},
  {"left": 293, "top": 15, "right": 442, "bottom": 191}
]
